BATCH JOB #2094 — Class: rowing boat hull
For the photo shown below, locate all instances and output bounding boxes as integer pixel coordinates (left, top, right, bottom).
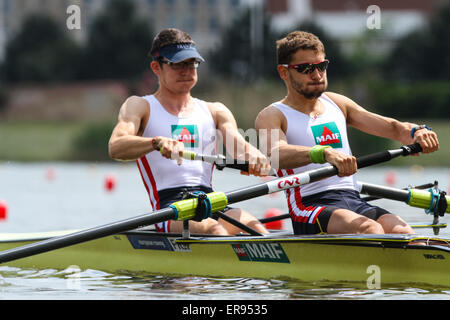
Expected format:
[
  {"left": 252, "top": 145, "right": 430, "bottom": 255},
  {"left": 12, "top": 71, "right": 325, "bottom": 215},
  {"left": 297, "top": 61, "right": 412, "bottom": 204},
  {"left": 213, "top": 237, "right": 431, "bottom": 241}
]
[{"left": 0, "top": 230, "right": 449, "bottom": 287}]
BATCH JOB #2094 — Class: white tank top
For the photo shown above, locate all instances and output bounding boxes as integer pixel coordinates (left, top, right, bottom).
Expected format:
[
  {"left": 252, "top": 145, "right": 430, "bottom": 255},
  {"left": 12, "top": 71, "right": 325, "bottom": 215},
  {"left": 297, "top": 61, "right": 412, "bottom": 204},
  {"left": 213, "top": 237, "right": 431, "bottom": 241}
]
[
  {"left": 136, "top": 95, "right": 217, "bottom": 210},
  {"left": 273, "top": 93, "right": 357, "bottom": 199}
]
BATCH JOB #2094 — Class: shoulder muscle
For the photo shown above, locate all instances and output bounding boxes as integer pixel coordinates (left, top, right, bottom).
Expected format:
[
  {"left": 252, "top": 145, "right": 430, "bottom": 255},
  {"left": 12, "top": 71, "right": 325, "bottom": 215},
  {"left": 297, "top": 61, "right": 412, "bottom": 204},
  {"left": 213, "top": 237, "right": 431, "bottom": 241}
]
[{"left": 256, "top": 105, "right": 286, "bottom": 132}]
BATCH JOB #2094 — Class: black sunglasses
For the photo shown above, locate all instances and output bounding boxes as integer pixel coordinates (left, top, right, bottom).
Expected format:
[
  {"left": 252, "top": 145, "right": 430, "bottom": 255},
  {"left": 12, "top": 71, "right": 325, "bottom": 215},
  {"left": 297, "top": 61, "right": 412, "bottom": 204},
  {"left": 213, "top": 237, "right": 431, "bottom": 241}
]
[{"left": 282, "top": 59, "right": 329, "bottom": 74}]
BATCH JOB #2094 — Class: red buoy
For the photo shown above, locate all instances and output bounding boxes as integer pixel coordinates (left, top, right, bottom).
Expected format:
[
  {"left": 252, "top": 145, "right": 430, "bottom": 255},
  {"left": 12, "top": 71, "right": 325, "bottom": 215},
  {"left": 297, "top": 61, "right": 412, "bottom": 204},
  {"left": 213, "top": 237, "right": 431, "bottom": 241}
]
[
  {"left": 104, "top": 174, "right": 117, "bottom": 192},
  {"left": 263, "top": 208, "right": 283, "bottom": 230},
  {"left": 384, "top": 170, "right": 397, "bottom": 186},
  {"left": 0, "top": 200, "right": 8, "bottom": 221},
  {"left": 45, "top": 168, "right": 57, "bottom": 181}
]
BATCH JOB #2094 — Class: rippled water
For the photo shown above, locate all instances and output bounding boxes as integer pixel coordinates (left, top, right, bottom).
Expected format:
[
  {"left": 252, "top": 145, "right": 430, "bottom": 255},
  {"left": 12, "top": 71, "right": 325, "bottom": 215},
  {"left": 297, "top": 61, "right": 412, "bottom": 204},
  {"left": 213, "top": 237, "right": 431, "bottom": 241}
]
[
  {"left": 0, "top": 162, "right": 449, "bottom": 300},
  {"left": 2, "top": 266, "right": 449, "bottom": 301}
]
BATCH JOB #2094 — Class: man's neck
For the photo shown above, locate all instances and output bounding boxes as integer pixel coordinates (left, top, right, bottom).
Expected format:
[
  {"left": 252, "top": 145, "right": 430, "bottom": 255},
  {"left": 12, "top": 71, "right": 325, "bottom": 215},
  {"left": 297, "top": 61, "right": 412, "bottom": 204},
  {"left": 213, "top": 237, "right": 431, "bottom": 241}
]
[
  {"left": 282, "top": 90, "right": 321, "bottom": 114},
  {"left": 154, "top": 88, "right": 193, "bottom": 116}
]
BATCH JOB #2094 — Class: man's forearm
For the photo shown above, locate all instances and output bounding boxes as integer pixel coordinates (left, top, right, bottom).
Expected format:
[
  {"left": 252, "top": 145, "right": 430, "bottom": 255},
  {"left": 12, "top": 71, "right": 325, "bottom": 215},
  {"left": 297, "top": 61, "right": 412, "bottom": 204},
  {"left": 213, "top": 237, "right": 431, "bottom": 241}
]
[
  {"left": 271, "top": 145, "right": 312, "bottom": 169},
  {"left": 109, "top": 136, "right": 155, "bottom": 161}
]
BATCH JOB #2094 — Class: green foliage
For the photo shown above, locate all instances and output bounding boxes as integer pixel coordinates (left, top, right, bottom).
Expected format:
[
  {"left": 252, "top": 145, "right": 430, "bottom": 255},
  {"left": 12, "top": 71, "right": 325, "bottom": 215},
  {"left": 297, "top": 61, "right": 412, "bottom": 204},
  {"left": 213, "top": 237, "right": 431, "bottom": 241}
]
[
  {"left": 368, "top": 80, "right": 450, "bottom": 119},
  {"left": 383, "top": 1, "right": 450, "bottom": 81},
  {"left": 3, "top": 15, "right": 82, "bottom": 83},
  {"left": 0, "top": 77, "right": 5, "bottom": 113},
  {"left": 80, "top": 0, "right": 154, "bottom": 80},
  {"left": 2, "top": 0, "right": 154, "bottom": 84},
  {"left": 0, "top": 122, "right": 82, "bottom": 161},
  {"left": 347, "top": 126, "right": 391, "bottom": 157},
  {"left": 207, "top": 14, "right": 352, "bottom": 83},
  {"left": 207, "top": 8, "right": 278, "bottom": 82},
  {"left": 71, "top": 121, "right": 115, "bottom": 161}
]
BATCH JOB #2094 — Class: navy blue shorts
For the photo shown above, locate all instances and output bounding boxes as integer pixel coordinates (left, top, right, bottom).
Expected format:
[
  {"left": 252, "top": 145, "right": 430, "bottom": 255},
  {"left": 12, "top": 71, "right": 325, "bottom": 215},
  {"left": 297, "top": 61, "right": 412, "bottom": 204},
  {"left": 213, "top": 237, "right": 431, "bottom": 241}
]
[{"left": 292, "top": 189, "right": 390, "bottom": 235}]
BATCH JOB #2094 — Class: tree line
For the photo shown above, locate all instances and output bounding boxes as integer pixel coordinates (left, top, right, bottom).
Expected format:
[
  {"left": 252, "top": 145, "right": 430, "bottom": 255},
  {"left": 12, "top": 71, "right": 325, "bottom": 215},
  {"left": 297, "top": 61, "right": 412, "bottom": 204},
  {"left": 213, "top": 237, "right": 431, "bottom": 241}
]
[
  {"left": 0, "top": 0, "right": 153, "bottom": 85},
  {"left": 1, "top": 0, "right": 449, "bottom": 119}
]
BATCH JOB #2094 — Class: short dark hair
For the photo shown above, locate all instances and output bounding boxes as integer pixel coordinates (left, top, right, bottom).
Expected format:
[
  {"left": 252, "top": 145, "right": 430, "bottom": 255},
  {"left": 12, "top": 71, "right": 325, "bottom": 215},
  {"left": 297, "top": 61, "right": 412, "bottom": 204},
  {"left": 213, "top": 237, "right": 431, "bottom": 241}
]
[
  {"left": 276, "top": 31, "right": 325, "bottom": 64},
  {"left": 149, "top": 28, "right": 195, "bottom": 59}
]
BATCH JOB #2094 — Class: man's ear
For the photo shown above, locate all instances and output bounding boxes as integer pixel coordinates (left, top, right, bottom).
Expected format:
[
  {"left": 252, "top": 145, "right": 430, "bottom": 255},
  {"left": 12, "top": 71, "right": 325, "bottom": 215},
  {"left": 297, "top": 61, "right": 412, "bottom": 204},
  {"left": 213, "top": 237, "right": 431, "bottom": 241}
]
[
  {"left": 150, "top": 60, "right": 161, "bottom": 75},
  {"left": 277, "top": 64, "right": 288, "bottom": 81}
]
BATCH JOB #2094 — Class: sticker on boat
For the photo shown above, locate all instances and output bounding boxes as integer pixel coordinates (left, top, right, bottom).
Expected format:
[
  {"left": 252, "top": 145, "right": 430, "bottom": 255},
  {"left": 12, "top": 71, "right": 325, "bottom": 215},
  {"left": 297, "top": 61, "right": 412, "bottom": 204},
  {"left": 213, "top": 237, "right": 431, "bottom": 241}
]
[
  {"left": 127, "top": 235, "right": 191, "bottom": 252},
  {"left": 232, "top": 243, "right": 290, "bottom": 263}
]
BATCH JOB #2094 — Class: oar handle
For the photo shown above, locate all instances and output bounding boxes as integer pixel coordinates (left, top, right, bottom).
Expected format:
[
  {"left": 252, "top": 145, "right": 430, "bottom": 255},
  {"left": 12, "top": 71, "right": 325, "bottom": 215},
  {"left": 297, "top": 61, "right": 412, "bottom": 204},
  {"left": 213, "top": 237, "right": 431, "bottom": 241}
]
[
  {"left": 215, "top": 161, "right": 249, "bottom": 172},
  {"left": 357, "top": 143, "right": 422, "bottom": 169},
  {"left": 182, "top": 150, "right": 250, "bottom": 172}
]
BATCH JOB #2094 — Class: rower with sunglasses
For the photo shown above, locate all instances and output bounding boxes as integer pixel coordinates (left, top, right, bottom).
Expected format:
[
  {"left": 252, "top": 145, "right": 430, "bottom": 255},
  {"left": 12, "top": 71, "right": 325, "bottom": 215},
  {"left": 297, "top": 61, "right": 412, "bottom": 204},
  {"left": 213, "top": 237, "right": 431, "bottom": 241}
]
[
  {"left": 256, "top": 31, "right": 440, "bottom": 235},
  {"left": 109, "top": 28, "right": 270, "bottom": 236}
]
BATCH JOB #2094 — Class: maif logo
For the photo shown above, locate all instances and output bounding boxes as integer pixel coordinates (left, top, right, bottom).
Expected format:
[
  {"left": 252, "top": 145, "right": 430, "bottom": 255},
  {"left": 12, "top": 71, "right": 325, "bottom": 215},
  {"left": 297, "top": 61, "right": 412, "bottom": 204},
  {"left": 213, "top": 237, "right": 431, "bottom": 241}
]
[
  {"left": 311, "top": 122, "right": 342, "bottom": 148},
  {"left": 171, "top": 125, "right": 198, "bottom": 148},
  {"left": 232, "top": 243, "right": 290, "bottom": 263}
]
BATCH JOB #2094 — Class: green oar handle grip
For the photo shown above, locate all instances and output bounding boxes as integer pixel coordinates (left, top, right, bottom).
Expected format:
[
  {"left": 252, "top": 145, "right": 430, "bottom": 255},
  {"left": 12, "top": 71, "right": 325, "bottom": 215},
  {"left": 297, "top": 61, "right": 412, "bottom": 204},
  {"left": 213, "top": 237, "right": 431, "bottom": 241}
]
[
  {"left": 408, "top": 189, "right": 450, "bottom": 214},
  {"left": 182, "top": 151, "right": 196, "bottom": 160},
  {"left": 357, "top": 143, "right": 422, "bottom": 169},
  {"left": 170, "top": 192, "right": 228, "bottom": 221}
]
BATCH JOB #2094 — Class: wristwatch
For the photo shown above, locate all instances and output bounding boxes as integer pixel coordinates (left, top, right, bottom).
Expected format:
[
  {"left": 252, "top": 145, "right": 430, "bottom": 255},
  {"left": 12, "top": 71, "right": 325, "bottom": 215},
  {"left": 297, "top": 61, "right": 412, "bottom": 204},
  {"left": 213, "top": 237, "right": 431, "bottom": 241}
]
[
  {"left": 410, "top": 124, "right": 431, "bottom": 138},
  {"left": 152, "top": 138, "right": 161, "bottom": 151}
]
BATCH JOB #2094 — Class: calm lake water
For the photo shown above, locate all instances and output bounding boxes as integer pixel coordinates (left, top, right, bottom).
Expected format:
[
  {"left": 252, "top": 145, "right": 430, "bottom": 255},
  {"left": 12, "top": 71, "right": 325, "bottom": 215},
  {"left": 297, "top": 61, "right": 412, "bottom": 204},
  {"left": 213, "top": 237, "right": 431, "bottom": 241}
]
[{"left": 0, "top": 161, "right": 449, "bottom": 301}]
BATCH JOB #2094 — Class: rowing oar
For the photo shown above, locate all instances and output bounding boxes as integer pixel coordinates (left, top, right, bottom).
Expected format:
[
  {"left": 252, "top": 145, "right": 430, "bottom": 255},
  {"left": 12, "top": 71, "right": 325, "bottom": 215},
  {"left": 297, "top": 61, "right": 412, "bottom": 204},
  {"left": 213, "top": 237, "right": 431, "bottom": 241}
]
[
  {"left": 360, "top": 182, "right": 435, "bottom": 202},
  {"left": 359, "top": 180, "right": 449, "bottom": 235},
  {"left": 410, "top": 222, "right": 447, "bottom": 229},
  {"left": 259, "top": 182, "right": 439, "bottom": 225},
  {"left": 358, "top": 182, "right": 449, "bottom": 215},
  {"left": 259, "top": 216, "right": 447, "bottom": 230},
  {"left": 182, "top": 150, "right": 277, "bottom": 175},
  {"left": 0, "top": 143, "right": 422, "bottom": 264},
  {"left": 258, "top": 211, "right": 447, "bottom": 230},
  {"left": 156, "top": 146, "right": 252, "bottom": 172}
]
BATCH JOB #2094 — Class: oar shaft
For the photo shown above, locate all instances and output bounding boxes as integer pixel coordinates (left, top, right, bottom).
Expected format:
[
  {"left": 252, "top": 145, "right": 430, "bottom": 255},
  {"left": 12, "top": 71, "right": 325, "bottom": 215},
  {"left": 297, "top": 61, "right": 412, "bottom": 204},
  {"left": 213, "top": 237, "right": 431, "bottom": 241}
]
[
  {"left": 182, "top": 151, "right": 225, "bottom": 164},
  {"left": 260, "top": 213, "right": 290, "bottom": 224},
  {"left": 227, "top": 143, "right": 420, "bottom": 204},
  {"left": 361, "top": 182, "right": 435, "bottom": 202},
  {"left": 183, "top": 145, "right": 421, "bottom": 176},
  {"left": 356, "top": 144, "right": 421, "bottom": 169},
  {"left": 360, "top": 182, "right": 410, "bottom": 202},
  {"left": 0, "top": 208, "right": 176, "bottom": 264}
]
